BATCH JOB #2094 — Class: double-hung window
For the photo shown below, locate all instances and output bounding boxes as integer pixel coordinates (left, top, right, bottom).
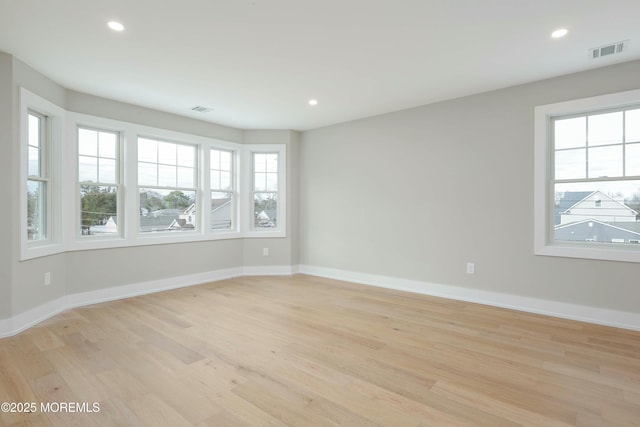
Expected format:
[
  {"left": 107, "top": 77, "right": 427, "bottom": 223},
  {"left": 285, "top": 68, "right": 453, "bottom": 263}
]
[
  {"left": 78, "top": 127, "right": 120, "bottom": 237},
  {"left": 210, "top": 149, "right": 235, "bottom": 231},
  {"left": 252, "top": 152, "right": 279, "bottom": 229},
  {"left": 137, "top": 137, "right": 197, "bottom": 233},
  {"left": 27, "top": 111, "right": 48, "bottom": 242},
  {"left": 535, "top": 89, "right": 640, "bottom": 262}
]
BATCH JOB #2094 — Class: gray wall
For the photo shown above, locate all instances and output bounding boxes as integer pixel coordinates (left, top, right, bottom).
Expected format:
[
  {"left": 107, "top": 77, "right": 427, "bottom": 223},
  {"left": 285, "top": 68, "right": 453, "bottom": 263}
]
[
  {"left": 0, "top": 53, "right": 13, "bottom": 319},
  {"left": 299, "top": 59, "right": 640, "bottom": 314}
]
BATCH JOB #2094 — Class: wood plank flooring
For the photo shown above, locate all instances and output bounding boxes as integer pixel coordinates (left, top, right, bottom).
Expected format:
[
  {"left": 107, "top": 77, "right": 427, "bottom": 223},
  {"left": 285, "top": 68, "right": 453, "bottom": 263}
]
[{"left": 0, "top": 274, "right": 639, "bottom": 426}]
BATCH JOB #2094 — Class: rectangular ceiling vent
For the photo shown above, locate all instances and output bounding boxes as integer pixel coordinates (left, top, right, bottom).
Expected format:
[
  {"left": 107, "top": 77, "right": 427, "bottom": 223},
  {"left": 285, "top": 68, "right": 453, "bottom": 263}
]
[
  {"left": 590, "top": 40, "right": 628, "bottom": 59},
  {"left": 191, "top": 105, "right": 214, "bottom": 113}
]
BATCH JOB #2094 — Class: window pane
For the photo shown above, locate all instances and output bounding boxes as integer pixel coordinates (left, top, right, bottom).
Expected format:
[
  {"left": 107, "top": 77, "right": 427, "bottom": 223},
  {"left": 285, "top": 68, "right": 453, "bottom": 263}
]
[
  {"left": 220, "top": 171, "right": 231, "bottom": 190},
  {"left": 138, "top": 162, "right": 157, "bottom": 186},
  {"left": 266, "top": 154, "right": 278, "bottom": 172},
  {"left": 211, "top": 170, "right": 220, "bottom": 190},
  {"left": 220, "top": 151, "right": 232, "bottom": 171},
  {"left": 80, "top": 185, "right": 118, "bottom": 236},
  {"left": 28, "top": 114, "right": 40, "bottom": 148},
  {"left": 210, "top": 150, "right": 220, "bottom": 170},
  {"left": 588, "top": 145, "right": 622, "bottom": 178},
  {"left": 554, "top": 117, "right": 585, "bottom": 149},
  {"left": 27, "top": 180, "right": 46, "bottom": 241},
  {"left": 78, "top": 128, "right": 98, "bottom": 156},
  {"left": 28, "top": 146, "right": 40, "bottom": 176},
  {"left": 627, "top": 109, "right": 640, "bottom": 143},
  {"left": 79, "top": 155, "right": 98, "bottom": 182},
  {"left": 158, "top": 141, "right": 177, "bottom": 165},
  {"left": 588, "top": 112, "right": 622, "bottom": 146},
  {"left": 138, "top": 138, "right": 157, "bottom": 163},
  {"left": 99, "top": 158, "right": 117, "bottom": 183},
  {"left": 212, "top": 191, "right": 232, "bottom": 230},
  {"left": 158, "top": 164, "right": 177, "bottom": 187},
  {"left": 139, "top": 188, "right": 196, "bottom": 233},
  {"left": 177, "top": 144, "right": 195, "bottom": 167},
  {"left": 177, "top": 166, "right": 194, "bottom": 188},
  {"left": 266, "top": 172, "right": 278, "bottom": 191},
  {"left": 254, "top": 172, "right": 266, "bottom": 191},
  {"left": 254, "top": 193, "right": 277, "bottom": 228},
  {"left": 626, "top": 143, "right": 640, "bottom": 176},
  {"left": 254, "top": 153, "right": 267, "bottom": 172},
  {"left": 99, "top": 132, "right": 117, "bottom": 159},
  {"left": 554, "top": 180, "right": 640, "bottom": 243},
  {"left": 555, "top": 148, "right": 586, "bottom": 180}
]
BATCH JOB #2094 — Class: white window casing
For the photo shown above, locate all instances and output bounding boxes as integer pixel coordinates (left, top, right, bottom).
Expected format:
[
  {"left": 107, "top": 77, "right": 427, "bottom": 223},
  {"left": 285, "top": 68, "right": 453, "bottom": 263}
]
[
  {"left": 534, "top": 88, "right": 640, "bottom": 263},
  {"left": 19, "top": 89, "right": 285, "bottom": 259}
]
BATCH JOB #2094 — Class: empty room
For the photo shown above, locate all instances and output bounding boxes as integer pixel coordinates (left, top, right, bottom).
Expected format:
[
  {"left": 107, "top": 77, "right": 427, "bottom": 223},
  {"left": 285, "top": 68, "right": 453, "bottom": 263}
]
[{"left": 1, "top": 1, "right": 639, "bottom": 425}]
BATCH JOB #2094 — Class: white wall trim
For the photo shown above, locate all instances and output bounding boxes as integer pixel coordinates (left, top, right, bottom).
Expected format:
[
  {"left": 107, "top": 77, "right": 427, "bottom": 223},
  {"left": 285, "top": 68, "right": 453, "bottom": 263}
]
[
  {"left": 242, "top": 265, "right": 299, "bottom": 276},
  {"left": 1, "top": 265, "right": 306, "bottom": 338},
  {"left": 4, "top": 263, "right": 638, "bottom": 338},
  {"left": 299, "top": 264, "right": 640, "bottom": 332}
]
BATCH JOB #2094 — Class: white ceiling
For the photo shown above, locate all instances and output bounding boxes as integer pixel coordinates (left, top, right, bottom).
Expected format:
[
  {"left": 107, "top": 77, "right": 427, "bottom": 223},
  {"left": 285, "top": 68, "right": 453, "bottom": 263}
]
[{"left": 1, "top": 0, "right": 639, "bottom": 131}]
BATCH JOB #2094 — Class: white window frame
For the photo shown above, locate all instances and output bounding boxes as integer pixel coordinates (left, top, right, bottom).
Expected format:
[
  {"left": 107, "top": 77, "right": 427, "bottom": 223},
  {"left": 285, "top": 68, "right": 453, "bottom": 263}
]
[
  {"left": 76, "top": 125, "right": 123, "bottom": 240},
  {"left": 67, "top": 113, "right": 242, "bottom": 250},
  {"left": 534, "top": 88, "right": 640, "bottom": 263},
  {"left": 136, "top": 135, "right": 200, "bottom": 236},
  {"left": 243, "top": 144, "right": 287, "bottom": 238},
  {"left": 20, "top": 91, "right": 283, "bottom": 259},
  {"left": 209, "top": 147, "right": 237, "bottom": 233},
  {"left": 20, "top": 88, "right": 65, "bottom": 261}
]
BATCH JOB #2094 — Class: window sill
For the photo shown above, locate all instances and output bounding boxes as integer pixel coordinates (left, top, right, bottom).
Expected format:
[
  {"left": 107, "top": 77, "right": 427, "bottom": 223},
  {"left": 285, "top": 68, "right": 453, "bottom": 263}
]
[{"left": 535, "top": 242, "right": 640, "bottom": 263}]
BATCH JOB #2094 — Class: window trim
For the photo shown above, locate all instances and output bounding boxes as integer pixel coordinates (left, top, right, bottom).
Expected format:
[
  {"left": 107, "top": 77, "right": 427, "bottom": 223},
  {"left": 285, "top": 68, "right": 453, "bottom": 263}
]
[
  {"left": 76, "top": 125, "right": 123, "bottom": 240},
  {"left": 243, "top": 144, "right": 287, "bottom": 238},
  {"left": 68, "top": 113, "right": 243, "bottom": 250},
  {"left": 20, "top": 88, "right": 65, "bottom": 261},
  {"left": 534, "top": 88, "right": 640, "bottom": 263},
  {"left": 209, "top": 147, "right": 237, "bottom": 233},
  {"left": 20, "top": 90, "right": 286, "bottom": 260},
  {"left": 136, "top": 136, "right": 200, "bottom": 235}
]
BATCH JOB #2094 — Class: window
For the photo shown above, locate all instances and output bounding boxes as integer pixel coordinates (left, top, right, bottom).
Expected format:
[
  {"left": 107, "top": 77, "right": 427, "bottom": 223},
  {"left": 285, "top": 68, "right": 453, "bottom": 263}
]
[
  {"left": 210, "top": 149, "right": 235, "bottom": 231},
  {"left": 253, "top": 152, "right": 279, "bottom": 229},
  {"left": 21, "top": 89, "right": 284, "bottom": 259},
  {"left": 535, "top": 89, "right": 640, "bottom": 262},
  {"left": 138, "top": 137, "right": 197, "bottom": 233},
  {"left": 78, "top": 127, "right": 120, "bottom": 237},
  {"left": 21, "top": 88, "right": 65, "bottom": 260},
  {"left": 27, "top": 111, "right": 48, "bottom": 241}
]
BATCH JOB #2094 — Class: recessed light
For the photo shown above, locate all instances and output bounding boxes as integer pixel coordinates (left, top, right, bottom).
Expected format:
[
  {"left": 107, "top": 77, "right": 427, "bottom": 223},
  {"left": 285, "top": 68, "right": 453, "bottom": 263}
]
[
  {"left": 107, "top": 21, "right": 125, "bottom": 32},
  {"left": 551, "top": 28, "right": 568, "bottom": 39},
  {"left": 308, "top": 99, "right": 318, "bottom": 106}
]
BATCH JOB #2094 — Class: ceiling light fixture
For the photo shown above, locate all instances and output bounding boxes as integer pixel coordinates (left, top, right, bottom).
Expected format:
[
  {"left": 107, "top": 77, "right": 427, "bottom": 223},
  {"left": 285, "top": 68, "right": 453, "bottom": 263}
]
[
  {"left": 107, "top": 21, "right": 125, "bottom": 32},
  {"left": 551, "top": 28, "right": 568, "bottom": 38},
  {"left": 308, "top": 99, "right": 318, "bottom": 106}
]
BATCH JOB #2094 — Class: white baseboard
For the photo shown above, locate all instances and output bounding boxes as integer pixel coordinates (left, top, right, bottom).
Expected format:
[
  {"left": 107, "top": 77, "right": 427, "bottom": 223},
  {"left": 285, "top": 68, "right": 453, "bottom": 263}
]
[
  {"left": 3, "top": 263, "right": 638, "bottom": 338},
  {"left": 0, "top": 267, "right": 248, "bottom": 339},
  {"left": 242, "top": 265, "right": 299, "bottom": 276},
  {"left": 299, "top": 264, "right": 640, "bottom": 332}
]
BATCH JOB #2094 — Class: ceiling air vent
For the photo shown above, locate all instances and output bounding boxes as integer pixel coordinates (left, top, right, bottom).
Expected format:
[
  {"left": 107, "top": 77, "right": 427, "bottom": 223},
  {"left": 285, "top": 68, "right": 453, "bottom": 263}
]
[
  {"left": 590, "top": 40, "right": 628, "bottom": 59},
  {"left": 191, "top": 105, "right": 214, "bottom": 113}
]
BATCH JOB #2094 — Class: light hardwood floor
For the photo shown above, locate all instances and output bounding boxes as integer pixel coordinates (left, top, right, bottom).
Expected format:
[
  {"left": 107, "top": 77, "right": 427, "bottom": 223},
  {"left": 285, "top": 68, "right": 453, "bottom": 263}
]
[{"left": 0, "top": 274, "right": 639, "bottom": 426}]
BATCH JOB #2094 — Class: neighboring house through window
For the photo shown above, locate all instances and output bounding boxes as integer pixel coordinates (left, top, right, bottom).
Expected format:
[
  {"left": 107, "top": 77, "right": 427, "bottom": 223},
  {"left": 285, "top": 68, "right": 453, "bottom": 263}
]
[{"left": 535, "top": 89, "right": 640, "bottom": 262}]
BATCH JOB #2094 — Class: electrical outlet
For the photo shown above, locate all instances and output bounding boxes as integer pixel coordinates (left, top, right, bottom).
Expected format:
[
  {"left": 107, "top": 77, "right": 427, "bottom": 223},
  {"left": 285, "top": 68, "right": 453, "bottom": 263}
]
[
  {"left": 263, "top": 248, "right": 269, "bottom": 257},
  {"left": 44, "top": 272, "right": 51, "bottom": 286},
  {"left": 466, "top": 263, "right": 475, "bottom": 274}
]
